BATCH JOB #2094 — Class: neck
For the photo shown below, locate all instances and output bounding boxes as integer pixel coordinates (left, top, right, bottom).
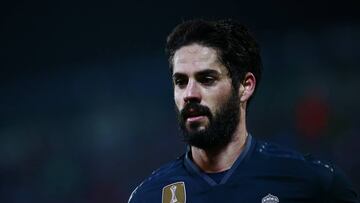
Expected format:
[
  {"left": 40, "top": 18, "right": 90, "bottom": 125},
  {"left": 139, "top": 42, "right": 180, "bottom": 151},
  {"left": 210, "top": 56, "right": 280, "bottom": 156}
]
[{"left": 190, "top": 110, "right": 248, "bottom": 173}]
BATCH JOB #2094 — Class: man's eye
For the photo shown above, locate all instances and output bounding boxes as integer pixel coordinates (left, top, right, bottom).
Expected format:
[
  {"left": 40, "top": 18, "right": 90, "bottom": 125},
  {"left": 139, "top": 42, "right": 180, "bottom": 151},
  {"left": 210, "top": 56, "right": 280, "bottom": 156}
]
[
  {"left": 174, "top": 78, "right": 187, "bottom": 87},
  {"left": 199, "top": 76, "right": 216, "bottom": 85}
]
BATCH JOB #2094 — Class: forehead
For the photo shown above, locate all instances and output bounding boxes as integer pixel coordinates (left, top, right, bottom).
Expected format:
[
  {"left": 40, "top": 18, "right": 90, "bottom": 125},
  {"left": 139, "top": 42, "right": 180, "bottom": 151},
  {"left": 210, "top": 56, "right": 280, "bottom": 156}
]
[{"left": 173, "top": 44, "right": 228, "bottom": 74}]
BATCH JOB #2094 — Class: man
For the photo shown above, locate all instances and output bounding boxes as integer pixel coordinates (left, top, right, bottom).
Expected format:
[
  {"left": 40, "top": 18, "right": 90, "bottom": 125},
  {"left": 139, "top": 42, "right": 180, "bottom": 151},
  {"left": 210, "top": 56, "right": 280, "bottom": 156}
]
[{"left": 128, "top": 19, "right": 359, "bottom": 203}]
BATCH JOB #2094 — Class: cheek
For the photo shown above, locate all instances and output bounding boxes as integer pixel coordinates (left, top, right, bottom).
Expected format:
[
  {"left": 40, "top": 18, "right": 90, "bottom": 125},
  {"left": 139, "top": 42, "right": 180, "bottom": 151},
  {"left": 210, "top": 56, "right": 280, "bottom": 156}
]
[
  {"left": 174, "top": 91, "right": 183, "bottom": 110},
  {"left": 206, "top": 87, "right": 233, "bottom": 112}
]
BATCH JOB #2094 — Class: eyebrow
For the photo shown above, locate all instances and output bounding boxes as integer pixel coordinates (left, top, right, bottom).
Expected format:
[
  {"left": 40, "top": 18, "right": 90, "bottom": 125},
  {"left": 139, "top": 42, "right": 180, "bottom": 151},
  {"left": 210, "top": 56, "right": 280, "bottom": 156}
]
[
  {"left": 172, "top": 72, "right": 186, "bottom": 79},
  {"left": 172, "top": 69, "right": 220, "bottom": 79},
  {"left": 196, "top": 69, "right": 220, "bottom": 77}
]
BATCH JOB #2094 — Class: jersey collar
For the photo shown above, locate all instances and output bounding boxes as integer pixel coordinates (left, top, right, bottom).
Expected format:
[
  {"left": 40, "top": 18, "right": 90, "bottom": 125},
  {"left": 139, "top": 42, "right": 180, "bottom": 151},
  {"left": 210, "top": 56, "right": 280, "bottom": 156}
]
[{"left": 184, "top": 134, "right": 253, "bottom": 186}]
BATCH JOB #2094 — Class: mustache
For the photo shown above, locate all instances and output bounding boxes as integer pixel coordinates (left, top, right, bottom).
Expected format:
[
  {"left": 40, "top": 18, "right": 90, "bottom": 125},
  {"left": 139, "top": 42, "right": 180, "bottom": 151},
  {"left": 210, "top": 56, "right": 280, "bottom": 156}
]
[{"left": 180, "top": 102, "right": 212, "bottom": 120}]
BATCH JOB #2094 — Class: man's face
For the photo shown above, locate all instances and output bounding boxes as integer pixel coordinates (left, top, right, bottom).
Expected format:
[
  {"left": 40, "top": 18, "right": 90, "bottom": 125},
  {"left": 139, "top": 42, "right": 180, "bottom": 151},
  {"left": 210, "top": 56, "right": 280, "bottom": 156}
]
[{"left": 172, "top": 43, "right": 240, "bottom": 150}]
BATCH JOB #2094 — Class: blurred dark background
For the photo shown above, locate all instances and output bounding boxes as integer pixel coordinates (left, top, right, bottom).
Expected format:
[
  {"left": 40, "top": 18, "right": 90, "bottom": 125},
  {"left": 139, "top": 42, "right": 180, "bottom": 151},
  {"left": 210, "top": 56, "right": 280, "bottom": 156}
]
[{"left": 1, "top": 0, "right": 359, "bottom": 202}]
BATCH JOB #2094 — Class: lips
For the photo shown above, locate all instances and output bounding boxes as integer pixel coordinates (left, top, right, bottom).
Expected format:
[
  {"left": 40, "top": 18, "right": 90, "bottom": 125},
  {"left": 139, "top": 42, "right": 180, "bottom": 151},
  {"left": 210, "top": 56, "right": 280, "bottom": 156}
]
[
  {"left": 180, "top": 102, "right": 212, "bottom": 123},
  {"left": 186, "top": 108, "right": 203, "bottom": 117},
  {"left": 185, "top": 108, "right": 207, "bottom": 122},
  {"left": 187, "top": 115, "right": 206, "bottom": 122}
]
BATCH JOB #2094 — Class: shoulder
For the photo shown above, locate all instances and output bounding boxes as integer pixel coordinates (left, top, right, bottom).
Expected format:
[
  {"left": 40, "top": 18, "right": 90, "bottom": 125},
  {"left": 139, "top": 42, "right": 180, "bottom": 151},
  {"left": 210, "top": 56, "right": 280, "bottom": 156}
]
[
  {"left": 252, "top": 139, "right": 359, "bottom": 202},
  {"left": 128, "top": 155, "right": 186, "bottom": 203},
  {"left": 253, "top": 139, "right": 334, "bottom": 175}
]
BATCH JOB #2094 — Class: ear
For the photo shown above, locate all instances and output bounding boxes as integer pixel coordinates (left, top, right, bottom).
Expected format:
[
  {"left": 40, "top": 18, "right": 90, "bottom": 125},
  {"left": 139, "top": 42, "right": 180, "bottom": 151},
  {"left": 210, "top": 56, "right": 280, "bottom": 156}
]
[{"left": 239, "top": 72, "right": 256, "bottom": 103}]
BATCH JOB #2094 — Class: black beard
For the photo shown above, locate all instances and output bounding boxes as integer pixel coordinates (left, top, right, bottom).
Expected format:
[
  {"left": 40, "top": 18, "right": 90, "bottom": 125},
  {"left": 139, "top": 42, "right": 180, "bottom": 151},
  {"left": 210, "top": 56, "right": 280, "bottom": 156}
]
[{"left": 176, "top": 89, "right": 240, "bottom": 151}]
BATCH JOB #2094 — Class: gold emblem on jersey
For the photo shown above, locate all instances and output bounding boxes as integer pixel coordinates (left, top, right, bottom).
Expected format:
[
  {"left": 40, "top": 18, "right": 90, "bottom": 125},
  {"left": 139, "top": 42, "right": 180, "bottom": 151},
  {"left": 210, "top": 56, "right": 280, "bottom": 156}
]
[{"left": 162, "top": 182, "right": 186, "bottom": 203}]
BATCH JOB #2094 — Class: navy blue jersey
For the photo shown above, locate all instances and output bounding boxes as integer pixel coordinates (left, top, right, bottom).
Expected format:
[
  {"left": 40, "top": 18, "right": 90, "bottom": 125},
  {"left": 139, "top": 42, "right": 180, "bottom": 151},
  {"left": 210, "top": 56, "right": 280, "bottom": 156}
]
[{"left": 129, "top": 135, "right": 359, "bottom": 203}]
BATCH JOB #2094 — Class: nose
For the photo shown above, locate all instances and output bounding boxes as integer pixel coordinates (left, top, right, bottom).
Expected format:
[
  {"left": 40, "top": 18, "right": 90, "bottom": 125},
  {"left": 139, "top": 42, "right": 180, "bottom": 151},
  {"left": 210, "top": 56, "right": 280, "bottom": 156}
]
[{"left": 184, "top": 80, "right": 201, "bottom": 103}]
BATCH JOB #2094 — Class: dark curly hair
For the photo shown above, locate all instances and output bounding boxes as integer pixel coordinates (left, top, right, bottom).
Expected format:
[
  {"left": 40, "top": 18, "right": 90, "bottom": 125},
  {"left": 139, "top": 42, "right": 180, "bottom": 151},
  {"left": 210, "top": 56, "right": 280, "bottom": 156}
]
[{"left": 166, "top": 19, "right": 262, "bottom": 100}]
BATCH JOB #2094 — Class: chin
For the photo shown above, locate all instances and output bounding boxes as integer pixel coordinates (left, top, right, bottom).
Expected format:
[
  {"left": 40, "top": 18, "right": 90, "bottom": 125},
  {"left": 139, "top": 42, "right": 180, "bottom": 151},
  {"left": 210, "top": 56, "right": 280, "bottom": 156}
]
[
  {"left": 186, "top": 121, "right": 209, "bottom": 132},
  {"left": 186, "top": 127, "right": 206, "bottom": 135}
]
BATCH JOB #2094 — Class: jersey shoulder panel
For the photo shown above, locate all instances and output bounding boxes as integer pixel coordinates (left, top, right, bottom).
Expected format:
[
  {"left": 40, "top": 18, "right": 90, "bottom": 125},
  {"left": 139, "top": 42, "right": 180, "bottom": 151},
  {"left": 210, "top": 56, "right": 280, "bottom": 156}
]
[
  {"left": 255, "top": 140, "right": 306, "bottom": 161},
  {"left": 255, "top": 140, "right": 334, "bottom": 173},
  {"left": 252, "top": 139, "right": 359, "bottom": 202},
  {"left": 253, "top": 140, "right": 334, "bottom": 184}
]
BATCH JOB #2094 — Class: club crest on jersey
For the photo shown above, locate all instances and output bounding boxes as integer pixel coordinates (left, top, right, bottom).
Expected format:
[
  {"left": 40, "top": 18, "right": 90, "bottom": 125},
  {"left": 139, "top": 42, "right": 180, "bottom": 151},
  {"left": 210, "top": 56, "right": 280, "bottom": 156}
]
[
  {"left": 262, "top": 193, "right": 279, "bottom": 203},
  {"left": 162, "top": 182, "right": 186, "bottom": 203}
]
